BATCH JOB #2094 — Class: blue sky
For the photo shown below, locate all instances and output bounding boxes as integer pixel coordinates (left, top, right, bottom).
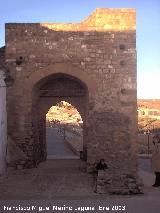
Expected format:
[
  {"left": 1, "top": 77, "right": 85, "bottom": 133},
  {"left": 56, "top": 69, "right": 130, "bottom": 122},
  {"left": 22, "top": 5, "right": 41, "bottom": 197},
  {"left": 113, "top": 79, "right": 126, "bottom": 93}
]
[{"left": 0, "top": 0, "right": 160, "bottom": 99}]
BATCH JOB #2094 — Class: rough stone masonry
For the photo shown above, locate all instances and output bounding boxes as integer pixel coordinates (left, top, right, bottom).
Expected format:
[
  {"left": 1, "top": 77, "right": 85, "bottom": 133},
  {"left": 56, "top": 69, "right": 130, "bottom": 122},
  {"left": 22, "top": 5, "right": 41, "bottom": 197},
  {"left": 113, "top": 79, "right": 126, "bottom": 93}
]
[
  {"left": 0, "top": 47, "right": 7, "bottom": 175},
  {"left": 1, "top": 8, "right": 142, "bottom": 194}
]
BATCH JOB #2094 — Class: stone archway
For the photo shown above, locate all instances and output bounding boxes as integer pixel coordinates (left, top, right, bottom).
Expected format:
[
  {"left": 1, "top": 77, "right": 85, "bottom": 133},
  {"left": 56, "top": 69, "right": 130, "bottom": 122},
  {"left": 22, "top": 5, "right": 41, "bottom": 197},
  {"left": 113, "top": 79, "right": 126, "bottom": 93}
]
[
  {"left": 25, "top": 63, "right": 96, "bottom": 95},
  {"left": 30, "top": 71, "right": 90, "bottom": 165},
  {"left": 6, "top": 62, "right": 97, "bottom": 169},
  {"left": 5, "top": 9, "right": 141, "bottom": 194}
]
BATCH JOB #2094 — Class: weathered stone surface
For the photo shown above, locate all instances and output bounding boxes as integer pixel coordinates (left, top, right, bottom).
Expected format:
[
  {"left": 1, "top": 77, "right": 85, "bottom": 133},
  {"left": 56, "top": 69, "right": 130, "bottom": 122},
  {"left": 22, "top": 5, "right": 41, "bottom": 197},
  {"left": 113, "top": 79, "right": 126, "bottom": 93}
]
[
  {"left": 6, "top": 137, "right": 28, "bottom": 165},
  {"left": 3, "top": 8, "right": 139, "bottom": 193},
  {"left": 96, "top": 170, "right": 143, "bottom": 195},
  {"left": 0, "top": 68, "right": 7, "bottom": 174}
]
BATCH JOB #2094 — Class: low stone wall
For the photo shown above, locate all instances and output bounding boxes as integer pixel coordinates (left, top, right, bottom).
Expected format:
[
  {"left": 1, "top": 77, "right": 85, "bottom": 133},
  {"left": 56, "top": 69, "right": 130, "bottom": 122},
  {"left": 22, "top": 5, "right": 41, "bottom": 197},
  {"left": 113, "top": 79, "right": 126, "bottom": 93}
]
[
  {"left": 65, "top": 129, "right": 83, "bottom": 156},
  {"left": 96, "top": 170, "right": 143, "bottom": 195},
  {"left": 65, "top": 124, "right": 83, "bottom": 137}
]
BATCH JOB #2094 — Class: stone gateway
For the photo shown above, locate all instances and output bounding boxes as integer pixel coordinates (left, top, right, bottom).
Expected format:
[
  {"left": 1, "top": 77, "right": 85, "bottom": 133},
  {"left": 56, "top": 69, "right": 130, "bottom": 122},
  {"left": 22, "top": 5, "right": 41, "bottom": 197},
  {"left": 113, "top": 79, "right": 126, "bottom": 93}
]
[{"left": 1, "top": 8, "right": 142, "bottom": 194}]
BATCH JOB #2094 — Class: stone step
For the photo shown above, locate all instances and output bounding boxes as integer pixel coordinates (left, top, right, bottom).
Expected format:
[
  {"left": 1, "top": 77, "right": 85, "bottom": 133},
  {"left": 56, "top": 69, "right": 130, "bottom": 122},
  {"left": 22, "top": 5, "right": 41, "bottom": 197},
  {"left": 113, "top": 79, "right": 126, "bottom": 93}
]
[{"left": 47, "top": 155, "right": 79, "bottom": 159}]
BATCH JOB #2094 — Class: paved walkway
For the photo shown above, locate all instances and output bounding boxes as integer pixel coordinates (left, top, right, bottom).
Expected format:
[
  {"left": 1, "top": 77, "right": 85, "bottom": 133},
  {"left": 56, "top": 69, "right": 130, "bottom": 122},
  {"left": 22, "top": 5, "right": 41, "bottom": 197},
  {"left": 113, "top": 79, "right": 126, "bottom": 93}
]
[
  {"left": 46, "top": 127, "right": 79, "bottom": 159},
  {"left": 1, "top": 130, "right": 160, "bottom": 212},
  {"left": 0, "top": 160, "right": 95, "bottom": 200},
  {"left": 0, "top": 159, "right": 160, "bottom": 212}
]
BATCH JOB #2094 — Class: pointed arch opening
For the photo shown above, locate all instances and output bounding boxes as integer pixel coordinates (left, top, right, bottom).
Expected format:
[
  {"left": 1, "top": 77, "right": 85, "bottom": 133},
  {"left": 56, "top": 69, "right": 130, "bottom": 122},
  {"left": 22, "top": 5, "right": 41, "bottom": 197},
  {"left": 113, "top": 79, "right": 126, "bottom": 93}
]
[{"left": 31, "top": 73, "right": 88, "bottom": 164}]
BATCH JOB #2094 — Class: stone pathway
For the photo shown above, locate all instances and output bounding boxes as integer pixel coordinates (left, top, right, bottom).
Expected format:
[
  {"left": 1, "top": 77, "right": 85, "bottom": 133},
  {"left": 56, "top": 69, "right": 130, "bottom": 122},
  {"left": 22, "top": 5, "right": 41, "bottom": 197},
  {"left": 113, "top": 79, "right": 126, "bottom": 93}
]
[
  {"left": 0, "top": 158, "right": 160, "bottom": 212},
  {"left": 0, "top": 159, "right": 95, "bottom": 200},
  {"left": 46, "top": 127, "right": 79, "bottom": 159}
]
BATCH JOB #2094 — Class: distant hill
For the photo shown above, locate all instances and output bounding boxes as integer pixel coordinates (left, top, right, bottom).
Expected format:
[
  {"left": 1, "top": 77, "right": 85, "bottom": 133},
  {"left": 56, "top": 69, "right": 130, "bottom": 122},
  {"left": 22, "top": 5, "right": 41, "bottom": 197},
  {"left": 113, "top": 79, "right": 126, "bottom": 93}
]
[
  {"left": 46, "top": 101, "right": 82, "bottom": 126},
  {"left": 138, "top": 99, "right": 160, "bottom": 109}
]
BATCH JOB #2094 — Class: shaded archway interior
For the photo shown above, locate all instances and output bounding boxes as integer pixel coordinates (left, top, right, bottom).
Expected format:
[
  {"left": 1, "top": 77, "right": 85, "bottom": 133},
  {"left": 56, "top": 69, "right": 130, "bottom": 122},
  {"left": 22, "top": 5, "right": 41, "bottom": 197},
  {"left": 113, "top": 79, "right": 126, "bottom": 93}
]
[{"left": 32, "top": 73, "right": 88, "bottom": 164}]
